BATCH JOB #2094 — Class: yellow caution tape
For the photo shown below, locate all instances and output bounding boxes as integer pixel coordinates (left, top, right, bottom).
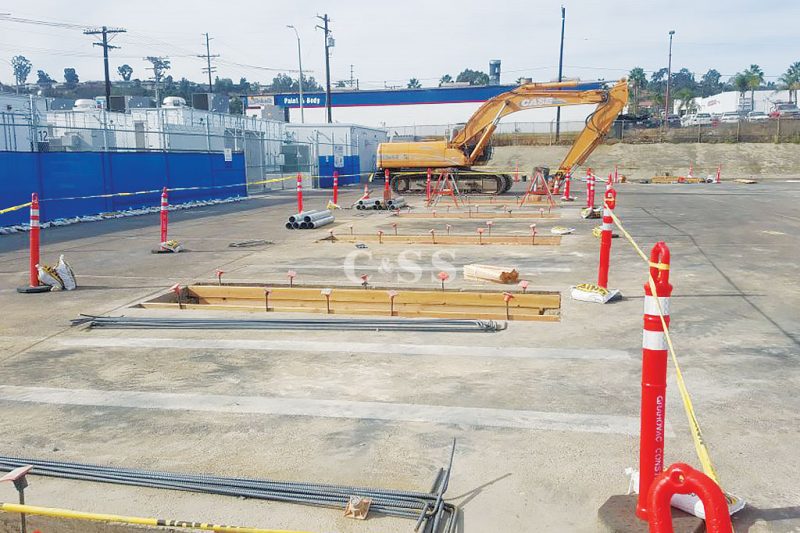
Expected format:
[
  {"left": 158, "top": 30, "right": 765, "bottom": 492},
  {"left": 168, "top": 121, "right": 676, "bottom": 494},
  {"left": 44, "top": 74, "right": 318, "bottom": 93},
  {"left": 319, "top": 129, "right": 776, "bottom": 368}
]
[
  {"left": 649, "top": 262, "right": 670, "bottom": 271},
  {"left": 0, "top": 201, "right": 32, "bottom": 215},
  {"left": 609, "top": 209, "right": 725, "bottom": 491},
  {"left": 0, "top": 502, "right": 312, "bottom": 533}
]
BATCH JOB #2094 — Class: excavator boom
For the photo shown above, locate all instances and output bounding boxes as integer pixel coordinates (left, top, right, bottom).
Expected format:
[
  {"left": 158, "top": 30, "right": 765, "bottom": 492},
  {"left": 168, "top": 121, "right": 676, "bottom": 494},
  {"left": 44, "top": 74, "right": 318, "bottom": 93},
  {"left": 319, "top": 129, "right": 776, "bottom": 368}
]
[{"left": 378, "top": 78, "right": 629, "bottom": 194}]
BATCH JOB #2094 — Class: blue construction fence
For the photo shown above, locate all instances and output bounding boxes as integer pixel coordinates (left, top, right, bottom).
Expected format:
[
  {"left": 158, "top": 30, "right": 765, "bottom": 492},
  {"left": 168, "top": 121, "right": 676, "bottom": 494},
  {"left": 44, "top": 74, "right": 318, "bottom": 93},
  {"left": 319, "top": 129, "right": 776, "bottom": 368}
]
[
  {"left": 0, "top": 151, "right": 247, "bottom": 227},
  {"left": 317, "top": 155, "right": 361, "bottom": 188}
]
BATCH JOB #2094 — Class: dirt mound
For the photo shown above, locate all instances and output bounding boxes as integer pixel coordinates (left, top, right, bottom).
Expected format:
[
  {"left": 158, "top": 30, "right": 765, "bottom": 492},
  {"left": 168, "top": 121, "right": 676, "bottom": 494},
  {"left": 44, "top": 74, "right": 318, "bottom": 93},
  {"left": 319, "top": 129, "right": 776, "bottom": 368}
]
[{"left": 491, "top": 143, "right": 800, "bottom": 181}]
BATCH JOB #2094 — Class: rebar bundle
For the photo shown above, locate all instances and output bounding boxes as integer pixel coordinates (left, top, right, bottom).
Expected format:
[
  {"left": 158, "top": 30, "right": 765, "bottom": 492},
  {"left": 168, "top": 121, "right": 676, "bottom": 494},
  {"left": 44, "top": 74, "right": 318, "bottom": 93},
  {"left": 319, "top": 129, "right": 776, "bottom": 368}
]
[
  {"left": 0, "top": 443, "right": 458, "bottom": 532},
  {"left": 72, "top": 315, "right": 504, "bottom": 332}
]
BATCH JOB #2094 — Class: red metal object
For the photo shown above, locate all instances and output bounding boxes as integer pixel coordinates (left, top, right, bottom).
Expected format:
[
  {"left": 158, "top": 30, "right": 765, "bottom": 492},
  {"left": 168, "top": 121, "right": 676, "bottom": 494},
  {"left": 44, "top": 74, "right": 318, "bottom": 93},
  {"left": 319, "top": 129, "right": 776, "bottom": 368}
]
[
  {"left": 160, "top": 187, "right": 169, "bottom": 244},
  {"left": 586, "top": 169, "right": 596, "bottom": 208},
  {"left": 514, "top": 161, "right": 520, "bottom": 183},
  {"left": 437, "top": 271, "right": 449, "bottom": 291},
  {"left": 426, "top": 168, "right": 432, "bottom": 202},
  {"left": 647, "top": 463, "right": 733, "bottom": 533},
  {"left": 636, "top": 241, "right": 673, "bottom": 520},
  {"left": 215, "top": 269, "right": 225, "bottom": 285},
  {"left": 296, "top": 173, "right": 303, "bottom": 213},
  {"left": 715, "top": 164, "right": 721, "bottom": 184},
  {"left": 614, "top": 164, "right": 618, "bottom": 184},
  {"left": 29, "top": 193, "right": 40, "bottom": 287},
  {"left": 597, "top": 188, "right": 617, "bottom": 288},
  {"left": 687, "top": 163, "right": 694, "bottom": 180},
  {"left": 384, "top": 168, "right": 391, "bottom": 203},
  {"left": 562, "top": 169, "right": 573, "bottom": 200},
  {"left": 518, "top": 280, "right": 529, "bottom": 293},
  {"left": 530, "top": 223, "right": 537, "bottom": 245},
  {"left": 287, "top": 270, "right": 297, "bottom": 287},
  {"left": 332, "top": 171, "right": 339, "bottom": 204}
]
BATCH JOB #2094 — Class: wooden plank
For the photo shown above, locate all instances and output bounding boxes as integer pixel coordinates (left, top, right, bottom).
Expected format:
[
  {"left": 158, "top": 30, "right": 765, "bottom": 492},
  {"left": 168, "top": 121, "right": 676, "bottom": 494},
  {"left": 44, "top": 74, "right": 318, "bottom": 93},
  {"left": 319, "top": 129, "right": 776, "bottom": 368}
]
[
  {"left": 189, "top": 285, "right": 560, "bottom": 309},
  {"left": 320, "top": 234, "right": 561, "bottom": 246},
  {"left": 395, "top": 212, "right": 560, "bottom": 220},
  {"left": 140, "top": 302, "right": 558, "bottom": 321}
]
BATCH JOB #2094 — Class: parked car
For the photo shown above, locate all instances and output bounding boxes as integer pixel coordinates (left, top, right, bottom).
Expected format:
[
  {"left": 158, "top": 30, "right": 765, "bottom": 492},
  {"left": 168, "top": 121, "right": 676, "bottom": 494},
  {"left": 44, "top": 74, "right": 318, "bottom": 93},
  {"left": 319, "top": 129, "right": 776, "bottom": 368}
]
[
  {"left": 769, "top": 103, "right": 800, "bottom": 118},
  {"left": 720, "top": 112, "right": 741, "bottom": 124},
  {"left": 747, "top": 111, "right": 770, "bottom": 122},
  {"left": 682, "top": 113, "right": 713, "bottom": 126}
]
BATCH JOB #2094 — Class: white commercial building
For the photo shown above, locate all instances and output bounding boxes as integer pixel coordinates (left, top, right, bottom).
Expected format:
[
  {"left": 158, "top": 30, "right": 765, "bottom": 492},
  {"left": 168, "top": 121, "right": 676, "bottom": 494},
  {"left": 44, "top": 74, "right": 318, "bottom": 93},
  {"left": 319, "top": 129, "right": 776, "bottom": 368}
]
[{"left": 684, "top": 90, "right": 794, "bottom": 115}]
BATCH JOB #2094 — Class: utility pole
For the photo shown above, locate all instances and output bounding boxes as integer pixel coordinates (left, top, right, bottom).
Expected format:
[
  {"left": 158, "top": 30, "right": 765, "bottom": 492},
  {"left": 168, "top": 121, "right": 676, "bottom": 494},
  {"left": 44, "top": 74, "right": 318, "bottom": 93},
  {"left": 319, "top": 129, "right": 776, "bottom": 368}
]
[
  {"left": 316, "top": 14, "right": 333, "bottom": 123},
  {"left": 664, "top": 30, "right": 676, "bottom": 131},
  {"left": 145, "top": 56, "right": 169, "bottom": 108},
  {"left": 84, "top": 25, "right": 126, "bottom": 109},
  {"left": 198, "top": 33, "right": 219, "bottom": 93},
  {"left": 555, "top": 6, "right": 566, "bottom": 142}
]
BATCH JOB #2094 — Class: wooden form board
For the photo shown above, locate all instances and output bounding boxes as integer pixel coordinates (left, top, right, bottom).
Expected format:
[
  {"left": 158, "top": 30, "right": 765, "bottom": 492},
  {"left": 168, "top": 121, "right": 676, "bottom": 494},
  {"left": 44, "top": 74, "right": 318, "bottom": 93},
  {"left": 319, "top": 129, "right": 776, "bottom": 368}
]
[
  {"left": 141, "top": 284, "right": 561, "bottom": 321},
  {"left": 319, "top": 234, "right": 561, "bottom": 246},
  {"left": 461, "top": 196, "right": 560, "bottom": 206},
  {"left": 395, "top": 211, "right": 560, "bottom": 220},
  {"left": 650, "top": 176, "right": 704, "bottom": 184}
]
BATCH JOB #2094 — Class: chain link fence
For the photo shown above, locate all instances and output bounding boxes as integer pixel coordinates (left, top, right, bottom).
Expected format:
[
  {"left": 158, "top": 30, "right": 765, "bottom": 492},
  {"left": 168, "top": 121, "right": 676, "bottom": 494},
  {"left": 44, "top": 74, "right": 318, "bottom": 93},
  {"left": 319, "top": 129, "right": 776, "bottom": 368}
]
[{"left": 385, "top": 118, "right": 800, "bottom": 146}]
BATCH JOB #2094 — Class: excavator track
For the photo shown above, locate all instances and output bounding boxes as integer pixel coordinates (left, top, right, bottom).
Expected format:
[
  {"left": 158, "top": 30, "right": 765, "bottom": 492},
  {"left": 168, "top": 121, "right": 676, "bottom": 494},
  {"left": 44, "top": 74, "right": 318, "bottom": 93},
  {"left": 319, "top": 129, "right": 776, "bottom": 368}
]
[{"left": 390, "top": 170, "right": 513, "bottom": 195}]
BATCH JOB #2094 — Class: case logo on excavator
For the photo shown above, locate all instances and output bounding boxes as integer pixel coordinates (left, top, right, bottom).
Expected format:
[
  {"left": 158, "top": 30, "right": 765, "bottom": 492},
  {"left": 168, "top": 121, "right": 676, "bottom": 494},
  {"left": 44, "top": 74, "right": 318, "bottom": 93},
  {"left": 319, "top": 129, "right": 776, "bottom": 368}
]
[{"left": 519, "top": 97, "right": 565, "bottom": 108}]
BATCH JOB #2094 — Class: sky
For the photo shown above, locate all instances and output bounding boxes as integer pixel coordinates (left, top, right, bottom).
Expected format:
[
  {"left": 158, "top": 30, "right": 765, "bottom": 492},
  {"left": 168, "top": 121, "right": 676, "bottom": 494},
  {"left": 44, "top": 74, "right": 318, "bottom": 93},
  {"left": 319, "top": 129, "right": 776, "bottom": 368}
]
[{"left": 1, "top": 0, "right": 799, "bottom": 91}]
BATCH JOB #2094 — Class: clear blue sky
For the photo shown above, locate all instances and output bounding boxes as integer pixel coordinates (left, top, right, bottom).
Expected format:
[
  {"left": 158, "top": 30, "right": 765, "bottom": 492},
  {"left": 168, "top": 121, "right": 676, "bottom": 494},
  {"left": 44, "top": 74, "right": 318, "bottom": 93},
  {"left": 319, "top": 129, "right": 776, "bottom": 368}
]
[{"left": 1, "top": 0, "right": 798, "bottom": 88}]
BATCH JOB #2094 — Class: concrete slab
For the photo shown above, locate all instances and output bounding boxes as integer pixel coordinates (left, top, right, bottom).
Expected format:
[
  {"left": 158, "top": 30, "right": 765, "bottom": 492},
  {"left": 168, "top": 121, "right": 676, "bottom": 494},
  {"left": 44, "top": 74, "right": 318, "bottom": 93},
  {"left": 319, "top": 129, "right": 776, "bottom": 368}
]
[
  {"left": 0, "top": 179, "right": 799, "bottom": 532},
  {"left": 597, "top": 494, "right": 704, "bottom": 532}
]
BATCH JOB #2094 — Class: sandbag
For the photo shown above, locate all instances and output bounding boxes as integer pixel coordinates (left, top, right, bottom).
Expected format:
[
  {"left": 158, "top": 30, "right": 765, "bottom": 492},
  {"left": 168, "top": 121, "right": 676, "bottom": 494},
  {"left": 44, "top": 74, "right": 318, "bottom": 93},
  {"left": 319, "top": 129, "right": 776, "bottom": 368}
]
[
  {"left": 55, "top": 254, "right": 77, "bottom": 290},
  {"left": 37, "top": 263, "right": 63, "bottom": 290}
]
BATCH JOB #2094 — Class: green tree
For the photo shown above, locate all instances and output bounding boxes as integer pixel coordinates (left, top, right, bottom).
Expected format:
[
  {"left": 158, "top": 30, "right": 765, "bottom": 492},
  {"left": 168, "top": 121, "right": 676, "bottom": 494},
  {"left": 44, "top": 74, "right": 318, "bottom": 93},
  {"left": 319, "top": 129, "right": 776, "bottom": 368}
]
[
  {"left": 63, "top": 67, "right": 79, "bottom": 88},
  {"left": 407, "top": 78, "right": 421, "bottom": 89},
  {"left": 145, "top": 56, "right": 171, "bottom": 84},
  {"left": 11, "top": 55, "right": 32, "bottom": 93},
  {"left": 648, "top": 67, "right": 669, "bottom": 95},
  {"left": 699, "top": 69, "right": 722, "bottom": 97},
  {"left": 731, "top": 73, "right": 749, "bottom": 98},
  {"left": 335, "top": 80, "right": 347, "bottom": 88},
  {"left": 268, "top": 73, "right": 295, "bottom": 92},
  {"left": 214, "top": 77, "right": 235, "bottom": 93},
  {"left": 439, "top": 74, "right": 452, "bottom": 86},
  {"left": 674, "top": 87, "right": 696, "bottom": 114},
  {"left": 456, "top": 69, "right": 489, "bottom": 85},
  {"left": 238, "top": 77, "right": 250, "bottom": 93},
  {"left": 229, "top": 96, "right": 243, "bottom": 114},
  {"left": 743, "top": 64, "right": 764, "bottom": 109},
  {"left": 779, "top": 61, "right": 800, "bottom": 104},
  {"left": 117, "top": 64, "right": 133, "bottom": 81},
  {"left": 36, "top": 70, "right": 54, "bottom": 87},
  {"left": 628, "top": 67, "right": 647, "bottom": 114}
]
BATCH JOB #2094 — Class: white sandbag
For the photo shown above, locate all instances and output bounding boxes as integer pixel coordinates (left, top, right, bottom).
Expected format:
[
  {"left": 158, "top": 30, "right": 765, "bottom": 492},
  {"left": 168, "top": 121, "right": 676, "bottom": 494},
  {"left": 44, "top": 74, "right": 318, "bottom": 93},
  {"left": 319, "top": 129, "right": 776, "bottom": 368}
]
[
  {"left": 37, "top": 263, "right": 64, "bottom": 290},
  {"left": 55, "top": 254, "right": 77, "bottom": 290}
]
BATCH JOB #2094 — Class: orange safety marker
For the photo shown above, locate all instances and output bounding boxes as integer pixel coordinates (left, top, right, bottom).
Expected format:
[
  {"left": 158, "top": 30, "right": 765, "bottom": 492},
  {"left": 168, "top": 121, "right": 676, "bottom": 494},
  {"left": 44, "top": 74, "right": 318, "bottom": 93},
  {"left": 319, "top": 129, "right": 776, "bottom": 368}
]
[
  {"left": 586, "top": 169, "right": 596, "bottom": 208},
  {"left": 561, "top": 169, "right": 575, "bottom": 201},
  {"left": 426, "top": 168, "right": 432, "bottom": 203},
  {"left": 637, "top": 242, "right": 672, "bottom": 520},
  {"left": 383, "top": 169, "right": 391, "bottom": 203},
  {"left": 332, "top": 171, "right": 339, "bottom": 205},
  {"left": 597, "top": 188, "right": 617, "bottom": 288},
  {"left": 215, "top": 269, "right": 225, "bottom": 285},
  {"left": 287, "top": 270, "right": 297, "bottom": 287},
  {"left": 160, "top": 187, "right": 169, "bottom": 243},
  {"left": 437, "top": 271, "right": 449, "bottom": 291},
  {"left": 296, "top": 173, "right": 304, "bottom": 213},
  {"left": 17, "top": 193, "right": 50, "bottom": 294},
  {"left": 715, "top": 164, "right": 721, "bottom": 184}
]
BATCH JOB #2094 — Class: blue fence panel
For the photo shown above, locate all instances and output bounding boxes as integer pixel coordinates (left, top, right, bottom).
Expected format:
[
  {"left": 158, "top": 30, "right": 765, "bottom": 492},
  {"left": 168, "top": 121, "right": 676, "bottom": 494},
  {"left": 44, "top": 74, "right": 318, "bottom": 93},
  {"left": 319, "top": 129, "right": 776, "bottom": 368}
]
[
  {"left": 317, "top": 155, "right": 361, "bottom": 188},
  {"left": 0, "top": 151, "right": 247, "bottom": 227}
]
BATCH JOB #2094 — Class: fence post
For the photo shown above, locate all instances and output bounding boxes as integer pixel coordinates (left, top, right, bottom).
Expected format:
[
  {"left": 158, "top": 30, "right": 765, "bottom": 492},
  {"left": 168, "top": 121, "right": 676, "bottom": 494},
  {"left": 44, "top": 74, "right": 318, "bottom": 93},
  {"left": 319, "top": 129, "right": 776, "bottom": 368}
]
[{"left": 636, "top": 242, "right": 673, "bottom": 520}]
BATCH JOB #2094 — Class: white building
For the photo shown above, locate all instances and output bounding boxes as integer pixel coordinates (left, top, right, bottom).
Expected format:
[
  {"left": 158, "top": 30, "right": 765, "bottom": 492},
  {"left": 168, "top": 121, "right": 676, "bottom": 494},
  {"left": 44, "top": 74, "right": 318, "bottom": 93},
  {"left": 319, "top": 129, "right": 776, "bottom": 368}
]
[{"left": 682, "top": 90, "right": 794, "bottom": 115}]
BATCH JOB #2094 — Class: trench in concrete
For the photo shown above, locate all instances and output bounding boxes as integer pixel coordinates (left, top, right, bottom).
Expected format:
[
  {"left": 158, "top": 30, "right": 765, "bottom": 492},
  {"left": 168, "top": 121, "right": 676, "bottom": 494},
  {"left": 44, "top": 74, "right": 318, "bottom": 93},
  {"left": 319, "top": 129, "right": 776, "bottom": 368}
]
[
  {"left": 316, "top": 233, "right": 561, "bottom": 246},
  {"left": 141, "top": 283, "right": 561, "bottom": 321}
]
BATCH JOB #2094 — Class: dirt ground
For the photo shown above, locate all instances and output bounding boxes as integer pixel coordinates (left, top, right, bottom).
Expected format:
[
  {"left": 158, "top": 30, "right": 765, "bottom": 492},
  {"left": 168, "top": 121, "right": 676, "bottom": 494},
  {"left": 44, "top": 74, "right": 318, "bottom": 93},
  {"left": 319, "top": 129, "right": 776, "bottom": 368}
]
[{"left": 492, "top": 143, "right": 800, "bottom": 181}]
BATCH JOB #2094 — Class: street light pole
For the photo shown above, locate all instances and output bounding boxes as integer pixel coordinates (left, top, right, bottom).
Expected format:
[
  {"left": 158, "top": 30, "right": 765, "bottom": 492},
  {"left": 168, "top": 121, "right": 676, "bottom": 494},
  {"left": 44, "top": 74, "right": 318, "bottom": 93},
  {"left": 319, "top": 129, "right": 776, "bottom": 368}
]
[
  {"left": 664, "top": 30, "right": 675, "bottom": 131},
  {"left": 555, "top": 5, "right": 566, "bottom": 142},
  {"left": 287, "top": 25, "right": 305, "bottom": 123}
]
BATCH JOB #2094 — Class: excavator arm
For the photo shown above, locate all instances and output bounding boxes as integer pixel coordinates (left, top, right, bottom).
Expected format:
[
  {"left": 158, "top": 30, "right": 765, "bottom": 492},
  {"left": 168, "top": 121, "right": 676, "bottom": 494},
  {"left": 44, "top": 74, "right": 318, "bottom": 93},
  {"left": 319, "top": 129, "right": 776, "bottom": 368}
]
[{"left": 450, "top": 79, "right": 628, "bottom": 168}]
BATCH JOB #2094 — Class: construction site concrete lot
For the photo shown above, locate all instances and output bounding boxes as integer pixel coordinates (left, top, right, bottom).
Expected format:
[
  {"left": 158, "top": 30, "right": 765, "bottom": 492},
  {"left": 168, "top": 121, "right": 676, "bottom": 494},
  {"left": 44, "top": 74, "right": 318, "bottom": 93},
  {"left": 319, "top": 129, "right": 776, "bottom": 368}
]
[{"left": 0, "top": 178, "right": 799, "bottom": 533}]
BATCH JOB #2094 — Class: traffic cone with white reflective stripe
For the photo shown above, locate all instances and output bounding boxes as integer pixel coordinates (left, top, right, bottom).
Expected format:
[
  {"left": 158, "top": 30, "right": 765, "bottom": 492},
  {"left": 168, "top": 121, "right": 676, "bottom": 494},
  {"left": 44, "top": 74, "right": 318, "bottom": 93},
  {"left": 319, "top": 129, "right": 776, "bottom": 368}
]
[
  {"left": 636, "top": 242, "right": 672, "bottom": 520},
  {"left": 17, "top": 193, "right": 51, "bottom": 293},
  {"left": 597, "top": 188, "right": 617, "bottom": 289},
  {"left": 152, "top": 188, "right": 182, "bottom": 253}
]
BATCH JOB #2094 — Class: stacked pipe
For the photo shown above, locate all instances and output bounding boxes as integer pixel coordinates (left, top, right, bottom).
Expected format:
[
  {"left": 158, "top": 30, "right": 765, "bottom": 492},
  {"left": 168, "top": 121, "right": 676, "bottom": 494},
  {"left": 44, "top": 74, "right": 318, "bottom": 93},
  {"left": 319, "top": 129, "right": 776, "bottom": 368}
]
[
  {"left": 0, "top": 455, "right": 458, "bottom": 532},
  {"left": 285, "top": 209, "right": 334, "bottom": 229},
  {"left": 386, "top": 196, "right": 406, "bottom": 209},
  {"left": 355, "top": 199, "right": 383, "bottom": 210},
  {"left": 355, "top": 198, "right": 405, "bottom": 210}
]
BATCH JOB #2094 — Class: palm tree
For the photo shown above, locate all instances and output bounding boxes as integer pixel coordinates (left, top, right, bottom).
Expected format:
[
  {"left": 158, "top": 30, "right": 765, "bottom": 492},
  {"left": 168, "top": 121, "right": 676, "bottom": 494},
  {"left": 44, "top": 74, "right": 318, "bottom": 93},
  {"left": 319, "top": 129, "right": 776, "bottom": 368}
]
[
  {"left": 732, "top": 73, "right": 750, "bottom": 98},
  {"left": 674, "top": 88, "right": 696, "bottom": 115},
  {"left": 743, "top": 64, "right": 764, "bottom": 111},
  {"left": 407, "top": 78, "right": 422, "bottom": 89},
  {"left": 779, "top": 61, "right": 800, "bottom": 104},
  {"left": 439, "top": 74, "right": 452, "bottom": 86},
  {"left": 628, "top": 67, "right": 647, "bottom": 114}
]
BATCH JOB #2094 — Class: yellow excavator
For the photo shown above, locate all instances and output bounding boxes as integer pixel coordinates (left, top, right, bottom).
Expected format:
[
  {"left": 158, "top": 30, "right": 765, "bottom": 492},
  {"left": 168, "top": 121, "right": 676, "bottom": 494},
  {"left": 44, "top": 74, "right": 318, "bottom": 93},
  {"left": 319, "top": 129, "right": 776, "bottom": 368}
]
[{"left": 378, "top": 78, "right": 628, "bottom": 194}]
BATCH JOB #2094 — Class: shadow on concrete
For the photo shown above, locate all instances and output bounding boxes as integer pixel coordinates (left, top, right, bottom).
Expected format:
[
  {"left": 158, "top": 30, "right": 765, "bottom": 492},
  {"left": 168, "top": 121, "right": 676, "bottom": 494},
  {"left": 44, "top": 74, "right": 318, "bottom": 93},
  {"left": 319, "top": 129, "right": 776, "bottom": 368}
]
[
  {"left": 449, "top": 472, "right": 513, "bottom": 508},
  {"left": 732, "top": 504, "right": 800, "bottom": 531}
]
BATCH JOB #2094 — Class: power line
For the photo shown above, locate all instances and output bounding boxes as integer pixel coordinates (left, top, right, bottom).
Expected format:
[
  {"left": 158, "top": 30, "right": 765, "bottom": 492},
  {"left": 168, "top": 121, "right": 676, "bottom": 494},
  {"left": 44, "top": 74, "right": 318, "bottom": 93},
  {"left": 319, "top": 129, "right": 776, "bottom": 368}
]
[
  {"left": 84, "top": 26, "right": 127, "bottom": 107},
  {"left": 197, "top": 33, "right": 219, "bottom": 93}
]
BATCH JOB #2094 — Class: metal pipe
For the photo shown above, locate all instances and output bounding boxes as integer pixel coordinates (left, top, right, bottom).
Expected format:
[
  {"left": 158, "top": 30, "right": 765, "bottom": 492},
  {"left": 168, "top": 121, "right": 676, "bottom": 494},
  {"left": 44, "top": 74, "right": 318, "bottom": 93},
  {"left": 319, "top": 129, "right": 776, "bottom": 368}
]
[
  {"left": 309, "top": 216, "right": 334, "bottom": 228},
  {"left": 303, "top": 210, "right": 332, "bottom": 223}
]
